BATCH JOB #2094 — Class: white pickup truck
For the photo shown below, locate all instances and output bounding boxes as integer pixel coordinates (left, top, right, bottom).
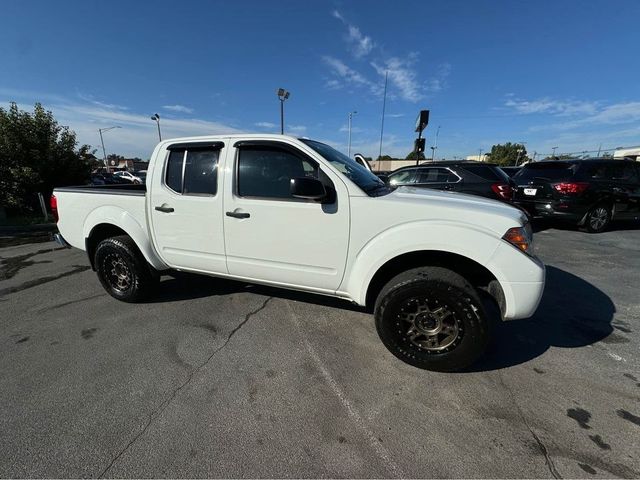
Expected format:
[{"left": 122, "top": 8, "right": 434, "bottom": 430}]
[{"left": 52, "top": 134, "right": 545, "bottom": 371}]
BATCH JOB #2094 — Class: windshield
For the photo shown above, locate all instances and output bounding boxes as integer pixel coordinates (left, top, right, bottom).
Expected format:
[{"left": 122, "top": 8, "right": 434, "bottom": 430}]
[{"left": 301, "top": 139, "right": 389, "bottom": 196}]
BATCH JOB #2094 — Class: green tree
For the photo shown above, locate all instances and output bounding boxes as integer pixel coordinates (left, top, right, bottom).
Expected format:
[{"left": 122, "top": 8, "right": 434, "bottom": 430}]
[
  {"left": 487, "top": 142, "right": 528, "bottom": 166},
  {"left": 405, "top": 151, "right": 426, "bottom": 160},
  {"left": 0, "top": 102, "right": 92, "bottom": 211}
]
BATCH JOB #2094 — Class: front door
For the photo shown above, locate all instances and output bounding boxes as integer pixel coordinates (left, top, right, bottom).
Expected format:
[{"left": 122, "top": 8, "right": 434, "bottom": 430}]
[
  {"left": 149, "top": 141, "right": 228, "bottom": 273},
  {"left": 222, "top": 140, "right": 350, "bottom": 292}
]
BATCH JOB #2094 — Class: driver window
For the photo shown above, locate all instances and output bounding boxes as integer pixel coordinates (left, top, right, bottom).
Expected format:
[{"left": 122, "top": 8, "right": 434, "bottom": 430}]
[{"left": 237, "top": 146, "right": 318, "bottom": 199}]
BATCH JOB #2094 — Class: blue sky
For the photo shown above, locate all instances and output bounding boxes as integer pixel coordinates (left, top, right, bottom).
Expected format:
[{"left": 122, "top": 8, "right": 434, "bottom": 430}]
[{"left": 2, "top": 0, "right": 639, "bottom": 160}]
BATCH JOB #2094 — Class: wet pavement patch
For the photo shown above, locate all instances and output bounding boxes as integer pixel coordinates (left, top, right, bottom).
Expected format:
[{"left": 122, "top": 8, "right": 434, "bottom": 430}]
[
  {"left": 567, "top": 407, "right": 592, "bottom": 429},
  {"left": 616, "top": 409, "right": 640, "bottom": 427},
  {"left": 0, "top": 248, "right": 62, "bottom": 281},
  {"left": 81, "top": 328, "right": 98, "bottom": 340},
  {"left": 578, "top": 463, "right": 597, "bottom": 475},
  {"left": 0, "top": 265, "right": 90, "bottom": 297},
  {"left": 588, "top": 434, "right": 611, "bottom": 450}
]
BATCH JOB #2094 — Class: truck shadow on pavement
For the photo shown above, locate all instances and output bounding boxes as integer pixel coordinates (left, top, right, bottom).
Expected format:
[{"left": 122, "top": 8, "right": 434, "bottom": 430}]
[
  {"left": 468, "top": 265, "right": 616, "bottom": 372},
  {"left": 143, "top": 266, "right": 616, "bottom": 372}
]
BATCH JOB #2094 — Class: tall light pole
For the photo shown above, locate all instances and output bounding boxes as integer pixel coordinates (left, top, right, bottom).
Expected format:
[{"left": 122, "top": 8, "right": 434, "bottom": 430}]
[
  {"left": 552, "top": 146, "right": 558, "bottom": 158},
  {"left": 431, "top": 125, "right": 441, "bottom": 161},
  {"left": 479, "top": 148, "right": 483, "bottom": 162},
  {"left": 515, "top": 141, "right": 527, "bottom": 165},
  {"left": 347, "top": 110, "right": 357, "bottom": 158},
  {"left": 98, "top": 126, "right": 121, "bottom": 172},
  {"left": 151, "top": 113, "right": 161, "bottom": 141},
  {"left": 277, "top": 88, "right": 290, "bottom": 135}
]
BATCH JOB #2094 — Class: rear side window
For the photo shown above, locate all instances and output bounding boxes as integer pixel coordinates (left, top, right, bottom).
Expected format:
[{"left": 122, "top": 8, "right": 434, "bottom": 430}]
[
  {"left": 389, "top": 170, "right": 416, "bottom": 185},
  {"left": 165, "top": 145, "right": 221, "bottom": 195},
  {"left": 513, "top": 163, "right": 578, "bottom": 183},
  {"left": 237, "top": 146, "right": 318, "bottom": 199},
  {"left": 166, "top": 150, "right": 185, "bottom": 192},
  {"left": 416, "top": 168, "right": 458, "bottom": 183},
  {"left": 463, "top": 164, "right": 509, "bottom": 182}
]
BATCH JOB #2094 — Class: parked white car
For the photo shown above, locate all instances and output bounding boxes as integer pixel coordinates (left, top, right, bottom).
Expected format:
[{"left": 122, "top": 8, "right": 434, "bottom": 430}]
[
  {"left": 113, "top": 170, "right": 142, "bottom": 184},
  {"left": 52, "top": 134, "right": 545, "bottom": 371}
]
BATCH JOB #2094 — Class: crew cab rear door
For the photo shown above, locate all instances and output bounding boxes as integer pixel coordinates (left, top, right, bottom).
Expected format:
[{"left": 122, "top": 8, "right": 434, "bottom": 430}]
[
  {"left": 148, "top": 141, "right": 228, "bottom": 273},
  {"left": 222, "top": 140, "right": 350, "bottom": 291}
]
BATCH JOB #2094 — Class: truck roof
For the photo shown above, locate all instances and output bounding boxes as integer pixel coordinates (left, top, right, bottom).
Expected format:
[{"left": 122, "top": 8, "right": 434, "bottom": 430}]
[{"left": 156, "top": 133, "right": 307, "bottom": 146}]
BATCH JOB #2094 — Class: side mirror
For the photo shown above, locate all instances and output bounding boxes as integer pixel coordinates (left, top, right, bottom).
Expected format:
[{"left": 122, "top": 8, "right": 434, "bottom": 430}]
[{"left": 290, "top": 177, "right": 326, "bottom": 201}]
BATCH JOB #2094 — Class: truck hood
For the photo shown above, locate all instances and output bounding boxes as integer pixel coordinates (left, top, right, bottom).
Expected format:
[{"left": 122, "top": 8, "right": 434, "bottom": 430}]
[{"left": 385, "top": 186, "right": 527, "bottom": 234}]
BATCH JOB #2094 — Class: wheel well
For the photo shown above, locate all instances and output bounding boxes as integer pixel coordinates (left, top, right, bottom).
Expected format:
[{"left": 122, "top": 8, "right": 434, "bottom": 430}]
[
  {"left": 85, "top": 224, "right": 129, "bottom": 270},
  {"left": 365, "top": 250, "right": 504, "bottom": 314}
]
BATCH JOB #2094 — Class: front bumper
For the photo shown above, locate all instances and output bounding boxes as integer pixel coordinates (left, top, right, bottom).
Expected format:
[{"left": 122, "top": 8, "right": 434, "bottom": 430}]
[
  {"left": 514, "top": 199, "right": 586, "bottom": 222},
  {"left": 52, "top": 232, "right": 71, "bottom": 249},
  {"left": 486, "top": 241, "right": 546, "bottom": 320}
]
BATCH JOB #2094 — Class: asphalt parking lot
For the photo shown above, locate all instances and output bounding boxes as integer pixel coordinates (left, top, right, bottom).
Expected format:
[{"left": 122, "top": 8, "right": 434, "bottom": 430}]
[{"left": 1, "top": 223, "right": 639, "bottom": 478}]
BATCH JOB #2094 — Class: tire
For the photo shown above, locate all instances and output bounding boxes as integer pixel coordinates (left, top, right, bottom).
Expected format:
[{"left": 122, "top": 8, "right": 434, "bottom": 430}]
[
  {"left": 94, "top": 235, "right": 157, "bottom": 302},
  {"left": 374, "top": 267, "right": 489, "bottom": 372},
  {"left": 585, "top": 204, "right": 611, "bottom": 233}
]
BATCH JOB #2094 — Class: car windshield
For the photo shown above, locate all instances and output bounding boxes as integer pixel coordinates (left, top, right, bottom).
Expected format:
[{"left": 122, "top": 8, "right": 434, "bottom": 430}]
[{"left": 301, "top": 139, "right": 389, "bottom": 196}]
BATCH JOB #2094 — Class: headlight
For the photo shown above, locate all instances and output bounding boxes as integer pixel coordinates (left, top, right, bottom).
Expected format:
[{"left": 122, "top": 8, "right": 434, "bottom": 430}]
[{"left": 502, "top": 224, "right": 534, "bottom": 256}]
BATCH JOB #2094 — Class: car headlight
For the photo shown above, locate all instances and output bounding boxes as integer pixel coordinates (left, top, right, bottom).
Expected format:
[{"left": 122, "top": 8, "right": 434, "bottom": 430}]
[{"left": 502, "top": 224, "right": 534, "bottom": 256}]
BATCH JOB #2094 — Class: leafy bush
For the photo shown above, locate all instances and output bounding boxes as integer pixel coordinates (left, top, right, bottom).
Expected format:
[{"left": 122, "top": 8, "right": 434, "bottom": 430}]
[{"left": 0, "top": 102, "right": 92, "bottom": 212}]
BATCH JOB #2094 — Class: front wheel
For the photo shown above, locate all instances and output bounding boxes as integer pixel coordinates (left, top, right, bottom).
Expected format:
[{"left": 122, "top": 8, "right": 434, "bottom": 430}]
[
  {"left": 94, "top": 235, "right": 157, "bottom": 302},
  {"left": 374, "top": 267, "right": 489, "bottom": 372},
  {"left": 585, "top": 204, "right": 611, "bottom": 233}
]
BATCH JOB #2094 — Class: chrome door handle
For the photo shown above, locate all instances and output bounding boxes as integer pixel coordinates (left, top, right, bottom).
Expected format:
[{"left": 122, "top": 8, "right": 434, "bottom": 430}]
[
  {"left": 226, "top": 211, "right": 250, "bottom": 219},
  {"left": 155, "top": 205, "right": 174, "bottom": 213}
]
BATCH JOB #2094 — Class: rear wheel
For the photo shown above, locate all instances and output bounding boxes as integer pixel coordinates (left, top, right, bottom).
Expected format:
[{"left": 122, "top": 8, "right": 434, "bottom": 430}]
[
  {"left": 374, "top": 267, "right": 489, "bottom": 372},
  {"left": 94, "top": 235, "right": 157, "bottom": 302},
  {"left": 585, "top": 204, "right": 611, "bottom": 233}
]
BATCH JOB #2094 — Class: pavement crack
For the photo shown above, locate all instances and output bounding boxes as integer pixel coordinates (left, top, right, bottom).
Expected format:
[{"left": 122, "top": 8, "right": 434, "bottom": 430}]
[
  {"left": 98, "top": 295, "right": 273, "bottom": 478},
  {"left": 497, "top": 373, "right": 562, "bottom": 479}
]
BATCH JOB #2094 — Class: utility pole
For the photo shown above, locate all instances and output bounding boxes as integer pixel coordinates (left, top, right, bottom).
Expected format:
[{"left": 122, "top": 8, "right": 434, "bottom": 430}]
[
  {"left": 479, "top": 148, "right": 483, "bottom": 162},
  {"left": 98, "top": 126, "right": 121, "bottom": 172},
  {"left": 377, "top": 71, "right": 388, "bottom": 166},
  {"left": 431, "top": 125, "right": 440, "bottom": 161},
  {"left": 347, "top": 111, "right": 357, "bottom": 158}
]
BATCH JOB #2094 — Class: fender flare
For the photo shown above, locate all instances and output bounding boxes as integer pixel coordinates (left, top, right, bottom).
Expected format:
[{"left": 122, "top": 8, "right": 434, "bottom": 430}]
[
  {"left": 83, "top": 205, "right": 168, "bottom": 271},
  {"left": 342, "top": 220, "right": 505, "bottom": 306}
]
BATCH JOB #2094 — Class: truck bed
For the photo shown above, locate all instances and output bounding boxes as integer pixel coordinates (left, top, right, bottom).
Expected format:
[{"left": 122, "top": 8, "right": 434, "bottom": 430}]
[
  {"left": 53, "top": 184, "right": 148, "bottom": 251},
  {"left": 55, "top": 184, "right": 146, "bottom": 195}
]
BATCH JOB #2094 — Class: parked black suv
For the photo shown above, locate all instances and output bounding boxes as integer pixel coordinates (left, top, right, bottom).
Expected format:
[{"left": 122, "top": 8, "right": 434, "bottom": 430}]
[
  {"left": 386, "top": 162, "right": 516, "bottom": 202},
  {"left": 512, "top": 159, "right": 640, "bottom": 232}
]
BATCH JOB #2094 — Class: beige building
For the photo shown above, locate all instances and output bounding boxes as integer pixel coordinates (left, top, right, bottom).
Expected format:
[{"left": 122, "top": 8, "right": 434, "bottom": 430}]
[{"left": 465, "top": 154, "right": 489, "bottom": 162}]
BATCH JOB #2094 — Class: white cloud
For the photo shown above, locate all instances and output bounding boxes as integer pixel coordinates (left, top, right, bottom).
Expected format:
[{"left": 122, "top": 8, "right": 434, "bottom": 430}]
[
  {"left": 332, "top": 10, "right": 374, "bottom": 58},
  {"left": 255, "top": 121, "right": 276, "bottom": 129},
  {"left": 287, "top": 124, "right": 307, "bottom": 133},
  {"left": 1, "top": 92, "right": 239, "bottom": 158},
  {"left": 524, "top": 100, "right": 640, "bottom": 132},
  {"left": 162, "top": 104, "right": 194, "bottom": 114},
  {"left": 504, "top": 96, "right": 599, "bottom": 116},
  {"left": 372, "top": 56, "right": 423, "bottom": 103},
  {"left": 322, "top": 56, "right": 382, "bottom": 96}
]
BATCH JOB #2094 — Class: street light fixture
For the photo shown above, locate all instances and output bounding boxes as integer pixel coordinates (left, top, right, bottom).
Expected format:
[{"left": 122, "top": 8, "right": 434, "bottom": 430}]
[
  {"left": 98, "top": 126, "right": 121, "bottom": 172},
  {"left": 552, "top": 146, "right": 558, "bottom": 158},
  {"left": 151, "top": 113, "right": 161, "bottom": 141},
  {"left": 347, "top": 110, "right": 357, "bottom": 157},
  {"left": 277, "top": 88, "right": 290, "bottom": 135}
]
